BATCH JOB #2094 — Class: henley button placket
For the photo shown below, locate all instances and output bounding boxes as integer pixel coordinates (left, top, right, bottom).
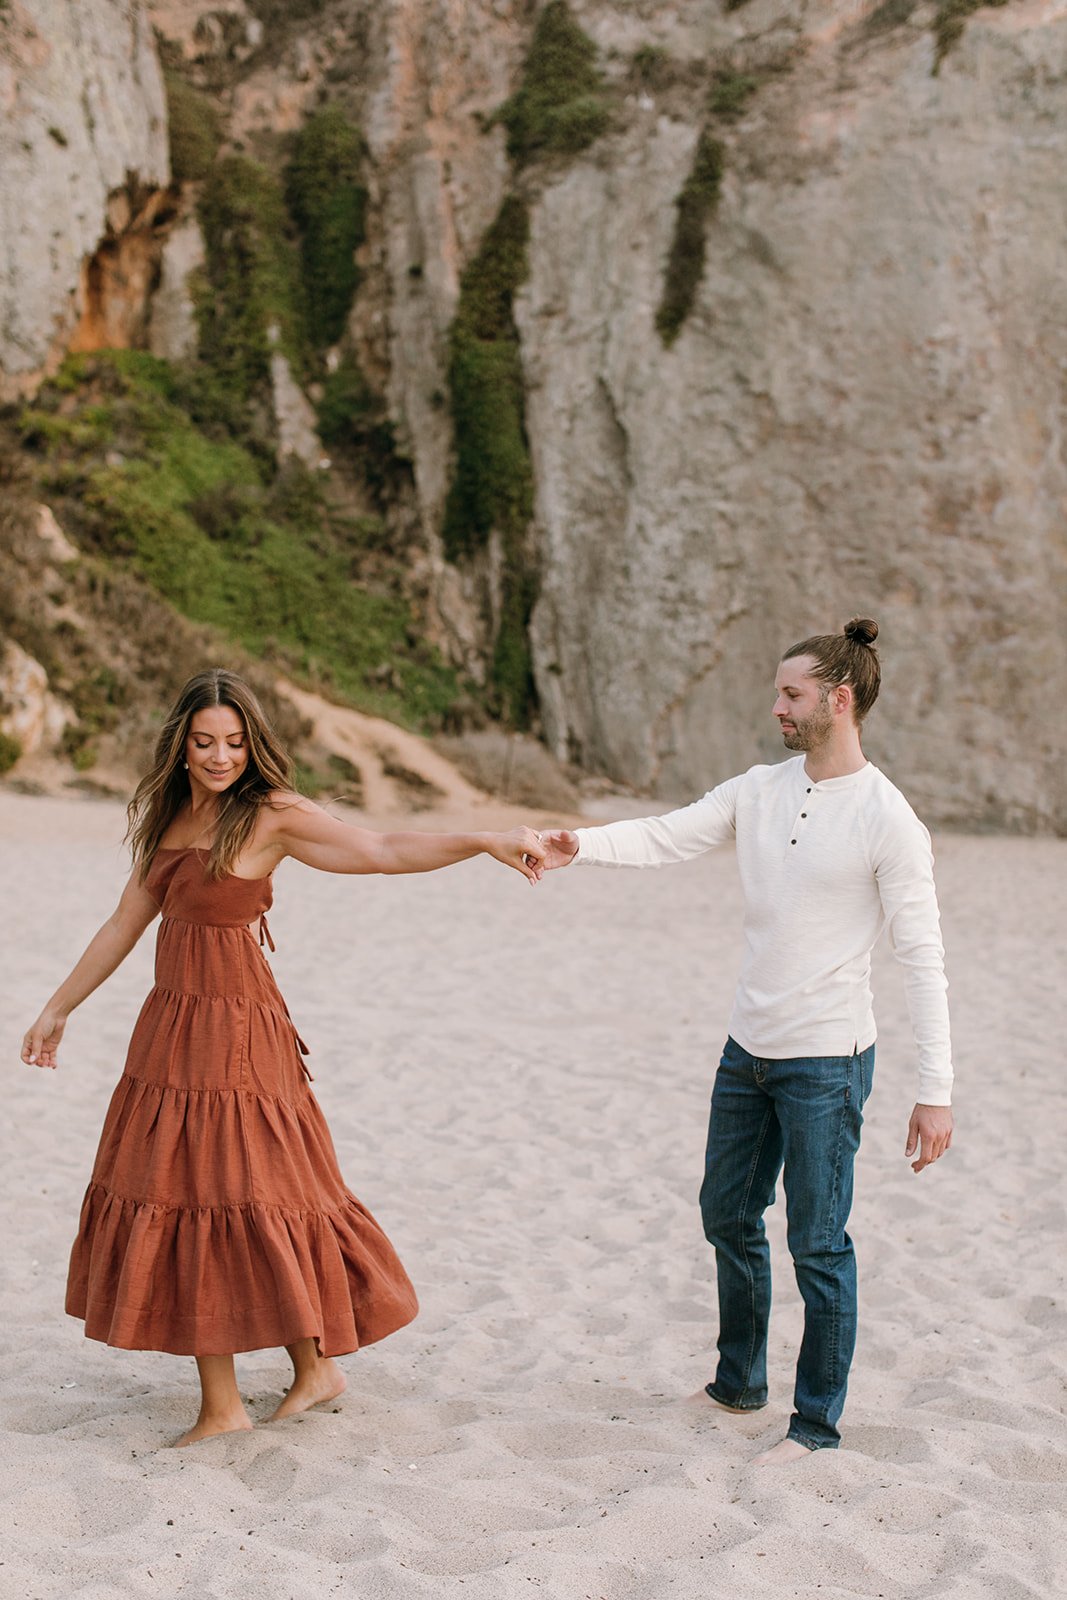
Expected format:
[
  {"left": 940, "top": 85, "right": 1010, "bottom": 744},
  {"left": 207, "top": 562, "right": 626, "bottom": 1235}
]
[{"left": 791, "top": 784, "right": 814, "bottom": 844}]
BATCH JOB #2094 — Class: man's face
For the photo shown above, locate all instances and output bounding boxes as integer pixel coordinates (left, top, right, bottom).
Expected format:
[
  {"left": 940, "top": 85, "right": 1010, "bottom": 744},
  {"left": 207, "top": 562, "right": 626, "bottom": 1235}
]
[{"left": 773, "top": 656, "right": 834, "bottom": 752}]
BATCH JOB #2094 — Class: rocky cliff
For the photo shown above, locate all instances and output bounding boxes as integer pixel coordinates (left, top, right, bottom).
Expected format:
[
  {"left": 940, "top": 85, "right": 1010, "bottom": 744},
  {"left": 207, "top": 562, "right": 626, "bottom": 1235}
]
[
  {"left": 0, "top": 0, "right": 169, "bottom": 400},
  {"left": 2, "top": 0, "right": 1064, "bottom": 831},
  {"left": 358, "top": 0, "right": 1067, "bottom": 831},
  {"left": 519, "top": 2, "right": 1067, "bottom": 833}
]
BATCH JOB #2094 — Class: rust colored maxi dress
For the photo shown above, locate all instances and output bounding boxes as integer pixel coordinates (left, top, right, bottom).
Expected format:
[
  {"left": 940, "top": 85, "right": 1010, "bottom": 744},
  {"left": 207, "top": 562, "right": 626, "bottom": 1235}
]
[{"left": 65, "top": 846, "right": 418, "bottom": 1356}]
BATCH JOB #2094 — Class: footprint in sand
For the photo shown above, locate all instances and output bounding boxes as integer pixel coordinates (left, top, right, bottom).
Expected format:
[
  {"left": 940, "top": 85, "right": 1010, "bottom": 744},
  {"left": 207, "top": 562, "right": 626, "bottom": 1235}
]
[
  {"left": 840, "top": 1423, "right": 932, "bottom": 1463},
  {"left": 981, "top": 1442, "right": 1067, "bottom": 1485},
  {"left": 235, "top": 1442, "right": 300, "bottom": 1498},
  {"left": 1024, "top": 1295, "right": 1067, "bottom": 1333}
]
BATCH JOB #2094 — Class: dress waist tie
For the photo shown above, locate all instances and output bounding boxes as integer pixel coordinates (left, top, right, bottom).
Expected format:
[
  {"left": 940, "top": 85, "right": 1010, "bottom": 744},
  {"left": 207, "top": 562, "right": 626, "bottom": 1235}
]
[{"left": 257, "top": 912, "right": 314, "bottom": 1081}]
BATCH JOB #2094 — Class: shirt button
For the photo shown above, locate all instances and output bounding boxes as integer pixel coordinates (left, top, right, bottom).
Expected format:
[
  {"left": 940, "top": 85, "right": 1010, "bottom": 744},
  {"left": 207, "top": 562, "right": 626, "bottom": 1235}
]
[
  {"left": 801, "top": 812, "right": 807, "bottom": 818},
  {"left": 791, "top": 839, "right": 797, "bottom": 845}
]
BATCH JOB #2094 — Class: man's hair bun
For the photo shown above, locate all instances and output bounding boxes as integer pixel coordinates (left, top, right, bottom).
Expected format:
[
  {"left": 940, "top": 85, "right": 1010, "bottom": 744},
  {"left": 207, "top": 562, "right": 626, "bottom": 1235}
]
[
  {"left": 844, "top": 616, "right": 878, "bottom": 647},
  {"left": 783, "top": 617, "right": 881, "bottom": 719}
]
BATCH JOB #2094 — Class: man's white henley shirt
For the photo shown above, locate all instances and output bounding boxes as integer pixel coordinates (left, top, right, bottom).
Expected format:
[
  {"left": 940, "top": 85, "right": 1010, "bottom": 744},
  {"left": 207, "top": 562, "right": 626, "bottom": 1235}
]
[{"left": 573, "top": 757, "right": 953, "bottom": 1106}]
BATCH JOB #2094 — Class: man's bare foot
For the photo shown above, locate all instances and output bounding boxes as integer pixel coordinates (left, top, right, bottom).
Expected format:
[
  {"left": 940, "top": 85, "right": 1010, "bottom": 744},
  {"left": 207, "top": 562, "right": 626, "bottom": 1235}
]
[
  {"left": 752, "top": 1437, "right": 814, "bottom": 1466},
  {"left": 170, "top": 1408, "right": 253, "bottom": 1448},
  {"left": 266, "top": 1357, "right": 347, "bottom": 1422}
]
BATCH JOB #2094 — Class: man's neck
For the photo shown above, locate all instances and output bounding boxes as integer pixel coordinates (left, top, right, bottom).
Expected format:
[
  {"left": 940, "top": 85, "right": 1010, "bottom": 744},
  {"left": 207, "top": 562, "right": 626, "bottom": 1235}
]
[{"left": 803, "top": 736, "right": 868, "bottom": 784}]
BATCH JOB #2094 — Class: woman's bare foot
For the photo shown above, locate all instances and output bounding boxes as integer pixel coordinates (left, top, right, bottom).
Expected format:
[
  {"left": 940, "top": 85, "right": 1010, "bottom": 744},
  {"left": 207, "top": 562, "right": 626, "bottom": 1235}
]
[
  {"left": 171, "top": 1353, "right": 253, "bottom": 1446},
  {"left": 170, "top": 1406, "right": 253, "bottom": 1448},
  {"left": 752, "top": 1437, "right": 814, "bottom": 1466},
  {"left": 266, "top": 1357, "right": 347, "bottom": 1422}
]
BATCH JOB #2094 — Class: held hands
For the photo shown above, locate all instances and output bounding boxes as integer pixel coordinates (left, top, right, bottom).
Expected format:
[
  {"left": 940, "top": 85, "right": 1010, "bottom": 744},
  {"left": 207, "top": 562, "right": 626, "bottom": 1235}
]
[
  {"left": 538, "top": 829, "right": 579, "bottom": 871},
  {"left": 22, "top": 1008, "right": 67, "bottom": 1070},
  {"left": 906, "top": 1103, "right": 953, "bottom": 1173},
  {"left": 485, "top": 828, "right": 549, "bottom": 885}
]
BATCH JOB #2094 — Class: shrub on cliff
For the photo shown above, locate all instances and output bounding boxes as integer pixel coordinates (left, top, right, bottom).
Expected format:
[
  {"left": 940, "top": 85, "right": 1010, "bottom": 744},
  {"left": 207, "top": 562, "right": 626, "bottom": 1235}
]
[
  {"left": 285, "top": 106, "right": 367, "bottom": 350},
  {"left": 656, "top": 130, "right": 725, "bottom": 347},
  {"left": 0, "top": 730, "right": 21, "bottom": 775},
  {"left": 707, "top": 68, "right": 761, "bottom": 124},
  {"left": 164, "top": 70, "right": 221, "bottom": 183},
  {"left": 245, "top": 0, "right": 327, "bottom": 22},
  {"left": 316, "top": 355, "right": 402, "bottom": 502},
  {"left": 443, "top": 195, "right": 532, "bottom": 561},
  {"left": 19, "top": 353, "right": 465, "bottom": 732},
  {"left": 196, "top": 157, "right": 306, "bottom": 400},
  {"left": 443, "top": 196, "right": 536, "bottom": 725},
  {"left": 932, "top": 0, "right": 1009, "bottom": 72},
  {"left": 496, "top": 1, "right": 610, "bottom": 166}
]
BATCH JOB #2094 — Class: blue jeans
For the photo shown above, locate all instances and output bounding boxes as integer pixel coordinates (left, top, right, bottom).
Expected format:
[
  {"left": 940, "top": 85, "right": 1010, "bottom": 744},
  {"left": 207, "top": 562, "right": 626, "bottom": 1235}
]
[{"left": 699, "top": 1035, "right": 875, "bottom": 1450}]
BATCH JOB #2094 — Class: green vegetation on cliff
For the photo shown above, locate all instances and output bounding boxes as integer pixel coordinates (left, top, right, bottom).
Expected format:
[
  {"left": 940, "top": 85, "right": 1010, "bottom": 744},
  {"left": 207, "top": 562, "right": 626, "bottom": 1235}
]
[
  {"left": 315, "top": 355, "right": 403, "bottom": 503},
  {"left": 495, "top": 1, "right": 609, "bottom": 166},
  {"left": 19, "top": 353, "right": 464, "bottom": 732},
  {"left": 245, "top": 0, "right": 327, "bottom": 24},
  {"left": 164, "top": 70, "right": 222, "bottom": 183},
  {"left": 196, "top": 156, "right": 306, "bottom": 399},
  {"left": 629, "top": 46, "right": 672, "bottom": 91},
  {"left": 190, "top": 102, "right": 368, "bottom": 399},
  {"left": 0, "top": 730, "right": 21, "bottom": 775},
  {"left": 285, "top": 106, "right": 367, "bottom": 350},
  {"left": 653, "top": 50, "right": 793, "bottom": 347},
  {"left": 861, "top": 0, "right": 919, "bottom": 36},
  {"left": 655, "top": 130, "right": 725, "bottom": 347},
  {"left": 443, "top": 196, "right": 531, "bottom": 560},
  {"left": 932, "top": 0, "right": 1009, "bottom": 72},
  {"left": 193, "top": 108, "right": 393, "bottom": 502},
  {"left": 707, "top": 68, "right": 762, "bottom": 124},
  {"left": 860, "top": 0, "right": 1006, "bottom": 62},
  {"left": 443, "top": 197, "right": 535, "bottom": 724},
  {"left": 440, "top": 6, "right": 612, "bottom": 724},
  {"left": 0, "top": 442, "right": 311, "bottom": 778}
]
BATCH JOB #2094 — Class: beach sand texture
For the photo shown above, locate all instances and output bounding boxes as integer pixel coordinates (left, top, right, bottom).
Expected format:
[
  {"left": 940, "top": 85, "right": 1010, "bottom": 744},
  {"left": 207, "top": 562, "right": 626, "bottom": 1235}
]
[{"left": 1, "top": 789, "right": 1065, "bottom": 1600}]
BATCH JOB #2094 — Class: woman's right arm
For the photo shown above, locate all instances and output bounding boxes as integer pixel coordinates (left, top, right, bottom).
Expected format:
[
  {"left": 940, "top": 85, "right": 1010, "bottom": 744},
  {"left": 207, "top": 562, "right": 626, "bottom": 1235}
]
[{"left": 21, "top": 869, "right": 160, "bottom": 1069}]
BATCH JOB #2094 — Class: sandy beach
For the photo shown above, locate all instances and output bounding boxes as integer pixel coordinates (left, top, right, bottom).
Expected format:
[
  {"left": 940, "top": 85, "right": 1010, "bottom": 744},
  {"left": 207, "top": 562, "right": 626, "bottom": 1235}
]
[{"left": 1, "top": 786, "right": 1065, "bottom": 1600}]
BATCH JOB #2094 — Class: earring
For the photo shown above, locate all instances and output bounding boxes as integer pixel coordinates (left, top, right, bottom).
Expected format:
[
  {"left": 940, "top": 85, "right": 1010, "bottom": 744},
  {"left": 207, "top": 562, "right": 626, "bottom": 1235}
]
[{"left": 182, "top": 761, "right": 189, "bottom": 769}]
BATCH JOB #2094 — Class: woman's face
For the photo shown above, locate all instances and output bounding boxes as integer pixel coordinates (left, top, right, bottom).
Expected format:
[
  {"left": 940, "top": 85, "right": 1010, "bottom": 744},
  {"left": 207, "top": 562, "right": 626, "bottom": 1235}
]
[{"left": 185, "top": 705, "right": 249, "bottom": 798}]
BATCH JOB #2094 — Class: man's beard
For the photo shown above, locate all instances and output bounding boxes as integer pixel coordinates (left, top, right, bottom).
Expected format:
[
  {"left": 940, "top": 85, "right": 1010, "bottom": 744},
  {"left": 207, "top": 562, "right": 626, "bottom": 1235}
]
[{"left": 780, "top": 695, "right": 833, "bottom": 752}]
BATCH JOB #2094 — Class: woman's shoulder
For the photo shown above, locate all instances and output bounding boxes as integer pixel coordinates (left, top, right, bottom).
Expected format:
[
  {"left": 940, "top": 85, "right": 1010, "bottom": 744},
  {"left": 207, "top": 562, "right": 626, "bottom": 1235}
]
[
  {"left": 258, "top": 790, "right": 324, "bottom": 839},
  {"left": 264, "top": 788, "right": 309, "bottom": 811}
]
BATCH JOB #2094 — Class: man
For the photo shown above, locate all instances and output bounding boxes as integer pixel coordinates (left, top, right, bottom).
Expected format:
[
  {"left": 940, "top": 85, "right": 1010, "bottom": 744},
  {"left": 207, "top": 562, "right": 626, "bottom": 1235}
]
[{"left": 539, "top": 617, "right": 954, "bottom": 1464}]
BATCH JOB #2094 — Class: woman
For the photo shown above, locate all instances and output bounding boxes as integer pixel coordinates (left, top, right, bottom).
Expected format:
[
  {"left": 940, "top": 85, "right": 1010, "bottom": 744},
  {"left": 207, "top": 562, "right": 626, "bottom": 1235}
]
[{"left": 21, "top": 667, "right": 545, "bottom": 1446}]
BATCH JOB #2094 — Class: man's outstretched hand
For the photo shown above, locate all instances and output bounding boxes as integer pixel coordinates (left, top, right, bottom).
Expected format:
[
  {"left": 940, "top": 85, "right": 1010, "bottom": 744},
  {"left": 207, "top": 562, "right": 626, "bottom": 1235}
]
[
  {"left": 906, "top": 1103, "right": 953, "bottom": 1173},
  {"left": 540, "top": 829, "right": 580, "bottom": 871}
]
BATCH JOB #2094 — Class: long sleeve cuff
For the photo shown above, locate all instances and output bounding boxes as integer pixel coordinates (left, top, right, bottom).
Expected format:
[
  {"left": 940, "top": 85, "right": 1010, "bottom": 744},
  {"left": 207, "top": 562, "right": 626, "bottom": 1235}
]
[{"left": 915, "top": 1067, "right": 953, "bottom": 1107}]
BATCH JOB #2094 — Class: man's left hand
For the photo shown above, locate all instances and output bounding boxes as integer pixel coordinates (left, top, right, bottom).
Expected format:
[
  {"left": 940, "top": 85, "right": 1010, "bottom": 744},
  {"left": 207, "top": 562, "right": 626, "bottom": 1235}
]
[{"left": 905, "top": 1103, "right": 954, "bottom": 1174}]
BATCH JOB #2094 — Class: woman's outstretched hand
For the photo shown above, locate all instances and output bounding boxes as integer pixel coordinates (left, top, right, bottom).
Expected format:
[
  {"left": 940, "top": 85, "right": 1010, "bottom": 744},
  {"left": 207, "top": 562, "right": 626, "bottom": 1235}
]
[
  {"left": 485, "top": 828, "right": 548, "bottom": 884},
  {"left": 539, "top": 829, "right": 579, "bottom": 870},
  {"left": 22, "top": 1008, "right": 67, "bottom": 1070}
]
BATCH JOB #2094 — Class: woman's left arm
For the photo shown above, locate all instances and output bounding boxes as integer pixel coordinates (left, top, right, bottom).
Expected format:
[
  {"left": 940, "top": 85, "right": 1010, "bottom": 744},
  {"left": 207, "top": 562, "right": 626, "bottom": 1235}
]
[{"left": 269, "top": 795, "right": 546, "bottom": 883}]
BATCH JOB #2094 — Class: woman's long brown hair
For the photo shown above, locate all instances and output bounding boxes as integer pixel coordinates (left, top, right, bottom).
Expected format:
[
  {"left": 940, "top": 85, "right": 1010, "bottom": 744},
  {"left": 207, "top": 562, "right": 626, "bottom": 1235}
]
[{"left": 126, "top": 668, "right": 296, "bottom": 881}]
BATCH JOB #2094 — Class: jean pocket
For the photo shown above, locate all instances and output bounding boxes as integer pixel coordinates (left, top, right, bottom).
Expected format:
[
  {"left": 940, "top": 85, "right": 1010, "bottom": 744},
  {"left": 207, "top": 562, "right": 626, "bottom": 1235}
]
[
  {"left": 859, "top": 1046, "right": 875, "bottom": 1105},
  {"left": 809, "top": 1053, "right": 851, "bottom": 1089},
  {"left": 845, "top": 1047, "right": 875, "bottom": 1107},
  {"left": 719, "top": 1035, "right": 749, "bottom": 1071}
]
